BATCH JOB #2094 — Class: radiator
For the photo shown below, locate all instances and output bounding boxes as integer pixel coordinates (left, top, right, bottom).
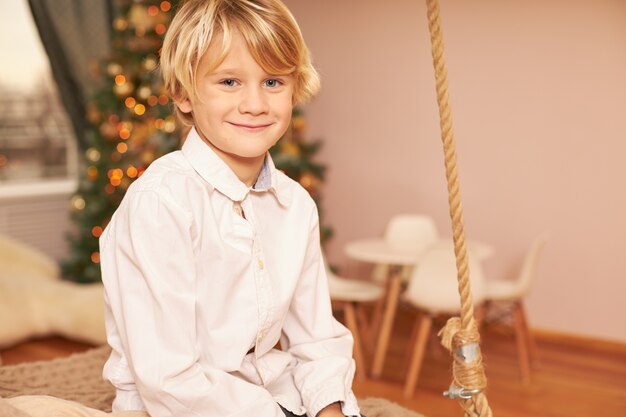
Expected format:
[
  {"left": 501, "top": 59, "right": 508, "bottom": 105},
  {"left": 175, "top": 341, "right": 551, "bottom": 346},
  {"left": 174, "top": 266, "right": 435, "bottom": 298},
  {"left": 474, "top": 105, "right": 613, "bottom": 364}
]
[{"left": 0, "top": 180, "right": 76, "bottom": 261}]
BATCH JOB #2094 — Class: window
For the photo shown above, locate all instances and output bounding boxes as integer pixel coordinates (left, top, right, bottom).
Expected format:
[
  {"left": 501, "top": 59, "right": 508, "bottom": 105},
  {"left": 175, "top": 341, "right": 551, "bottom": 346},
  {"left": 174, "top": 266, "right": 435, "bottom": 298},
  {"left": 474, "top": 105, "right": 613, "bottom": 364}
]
[{"left": 0, "top": 1, "right": 78, "bottom": 186}]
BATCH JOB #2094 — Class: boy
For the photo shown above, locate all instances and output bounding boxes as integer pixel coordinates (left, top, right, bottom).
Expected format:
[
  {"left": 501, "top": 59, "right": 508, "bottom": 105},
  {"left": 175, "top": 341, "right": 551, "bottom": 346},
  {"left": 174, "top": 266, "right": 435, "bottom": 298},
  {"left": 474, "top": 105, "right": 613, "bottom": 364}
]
[{"left": 99, "top": 1, "right": 361, "bottom": 416}]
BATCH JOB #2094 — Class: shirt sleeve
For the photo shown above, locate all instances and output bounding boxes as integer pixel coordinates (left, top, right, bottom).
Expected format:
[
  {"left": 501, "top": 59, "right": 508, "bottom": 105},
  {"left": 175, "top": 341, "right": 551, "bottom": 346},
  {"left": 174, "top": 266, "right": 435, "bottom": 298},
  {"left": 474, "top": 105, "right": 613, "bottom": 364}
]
[
  {"left": 280, "top": 205, "right": 361, "bottom": 417},
  {"left": 100, "top": 190, "right": 284, "bottom": 417}
]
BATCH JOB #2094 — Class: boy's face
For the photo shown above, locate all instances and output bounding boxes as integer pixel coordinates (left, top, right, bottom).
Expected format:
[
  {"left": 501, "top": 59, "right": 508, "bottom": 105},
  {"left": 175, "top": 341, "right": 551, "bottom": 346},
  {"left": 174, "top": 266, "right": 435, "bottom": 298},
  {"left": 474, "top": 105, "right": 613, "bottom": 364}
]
[{"left": 177, "top": 30, "right": 294, "bottom": 168}]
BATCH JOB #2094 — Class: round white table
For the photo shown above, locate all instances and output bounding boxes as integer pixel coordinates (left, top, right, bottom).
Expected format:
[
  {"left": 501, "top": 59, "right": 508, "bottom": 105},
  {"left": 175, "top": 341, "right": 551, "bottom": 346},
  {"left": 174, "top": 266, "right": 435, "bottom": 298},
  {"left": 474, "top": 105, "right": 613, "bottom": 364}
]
[
  {"left": 344, "top": 237, "right": 493, "bottom": 378},
  {"left": 346, "top": 238, "right": 494, "bottom": 265}
]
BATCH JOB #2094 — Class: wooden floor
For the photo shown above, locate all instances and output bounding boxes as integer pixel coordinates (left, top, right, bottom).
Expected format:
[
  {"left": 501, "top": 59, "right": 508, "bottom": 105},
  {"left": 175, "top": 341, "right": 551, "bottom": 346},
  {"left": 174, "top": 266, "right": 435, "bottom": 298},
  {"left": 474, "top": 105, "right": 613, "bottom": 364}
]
[
  {"left": 2, "top": 306, "right": 625, "bottom": 417},
  {"left": 351, "top": 307, "right": 626, "bottom": 417}
]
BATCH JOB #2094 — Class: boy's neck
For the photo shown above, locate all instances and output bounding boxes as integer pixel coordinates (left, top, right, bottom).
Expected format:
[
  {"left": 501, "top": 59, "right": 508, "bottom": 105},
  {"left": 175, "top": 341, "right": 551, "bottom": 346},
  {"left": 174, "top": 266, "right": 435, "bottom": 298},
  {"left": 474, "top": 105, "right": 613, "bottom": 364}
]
[
  {"left": 197, "top": 132, "right": 265, "bottom": 188},
  {"left": 225, "top": 154, "right": 265, "bottom": 188}
]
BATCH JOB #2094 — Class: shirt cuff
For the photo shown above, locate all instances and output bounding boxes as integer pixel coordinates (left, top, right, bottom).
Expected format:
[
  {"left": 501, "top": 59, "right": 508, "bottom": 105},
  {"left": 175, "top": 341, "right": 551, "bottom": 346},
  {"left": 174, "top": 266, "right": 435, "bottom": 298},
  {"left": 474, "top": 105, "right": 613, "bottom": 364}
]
[
  {"left": 339, "top": 391, "right": 361, "bottom": 417},
  {"left": 303, "top": 382, "right": 361, "bottom": 417}
]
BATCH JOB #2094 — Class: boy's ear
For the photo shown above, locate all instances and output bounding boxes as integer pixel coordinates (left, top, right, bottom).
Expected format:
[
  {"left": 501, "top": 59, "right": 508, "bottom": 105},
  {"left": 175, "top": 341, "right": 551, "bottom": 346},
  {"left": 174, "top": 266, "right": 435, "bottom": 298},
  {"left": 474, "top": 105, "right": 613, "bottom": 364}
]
[{"left": 176, "top": 97, "right": 193, "bottom": 114}]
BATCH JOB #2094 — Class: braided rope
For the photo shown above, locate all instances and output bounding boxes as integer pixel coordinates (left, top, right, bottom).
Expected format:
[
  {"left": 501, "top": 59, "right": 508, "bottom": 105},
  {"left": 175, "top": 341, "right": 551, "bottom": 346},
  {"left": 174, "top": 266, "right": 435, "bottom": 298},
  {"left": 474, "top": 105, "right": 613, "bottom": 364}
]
[{"left": 424, "top": 0, "right": 493, "bottom": 415}]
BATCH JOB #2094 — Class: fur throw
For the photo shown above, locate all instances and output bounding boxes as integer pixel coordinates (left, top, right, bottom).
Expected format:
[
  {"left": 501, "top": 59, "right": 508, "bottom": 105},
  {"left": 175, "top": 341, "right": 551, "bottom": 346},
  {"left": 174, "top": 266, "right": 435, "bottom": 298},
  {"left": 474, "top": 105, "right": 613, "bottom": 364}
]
[{"left": 0, "top": 235, "right": 106, "bottom": 351}]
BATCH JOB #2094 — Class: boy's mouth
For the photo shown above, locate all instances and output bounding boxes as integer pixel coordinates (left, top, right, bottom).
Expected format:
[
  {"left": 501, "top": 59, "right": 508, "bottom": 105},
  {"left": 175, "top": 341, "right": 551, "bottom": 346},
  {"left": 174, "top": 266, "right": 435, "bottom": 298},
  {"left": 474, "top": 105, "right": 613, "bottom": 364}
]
[{"left": 228, "top": 122, "right": 273, "bottom": 132}]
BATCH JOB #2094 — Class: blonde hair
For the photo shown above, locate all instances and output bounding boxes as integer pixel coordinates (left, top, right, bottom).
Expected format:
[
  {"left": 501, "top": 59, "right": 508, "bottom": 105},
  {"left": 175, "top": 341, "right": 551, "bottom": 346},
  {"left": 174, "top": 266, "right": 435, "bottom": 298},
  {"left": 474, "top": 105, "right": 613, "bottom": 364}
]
[{"left": 160, "top": 0, "right": 320, "bottom": 125}]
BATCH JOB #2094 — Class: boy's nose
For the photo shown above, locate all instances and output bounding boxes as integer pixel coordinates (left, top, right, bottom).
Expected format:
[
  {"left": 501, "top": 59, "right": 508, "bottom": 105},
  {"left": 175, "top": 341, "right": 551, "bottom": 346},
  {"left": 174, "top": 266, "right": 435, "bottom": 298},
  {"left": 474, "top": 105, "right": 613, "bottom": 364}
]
[{"left": 238, "top": 86, "right": 269, "bottom": 115}]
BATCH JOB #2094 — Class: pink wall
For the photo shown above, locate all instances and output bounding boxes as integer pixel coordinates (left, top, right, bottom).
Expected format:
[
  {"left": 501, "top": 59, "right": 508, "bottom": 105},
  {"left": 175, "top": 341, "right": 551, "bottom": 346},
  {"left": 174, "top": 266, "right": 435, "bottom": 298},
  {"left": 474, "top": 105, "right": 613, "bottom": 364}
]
[{"left": 283, "top": 0, "right": 626, "bottom": 342}]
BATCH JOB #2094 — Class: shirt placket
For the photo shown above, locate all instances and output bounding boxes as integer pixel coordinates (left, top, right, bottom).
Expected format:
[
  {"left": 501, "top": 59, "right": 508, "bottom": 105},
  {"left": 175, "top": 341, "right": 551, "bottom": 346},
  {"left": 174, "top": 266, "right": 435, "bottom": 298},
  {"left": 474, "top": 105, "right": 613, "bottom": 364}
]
[{"left": 241, "top": 198, "right": 275, "bottom": 384}]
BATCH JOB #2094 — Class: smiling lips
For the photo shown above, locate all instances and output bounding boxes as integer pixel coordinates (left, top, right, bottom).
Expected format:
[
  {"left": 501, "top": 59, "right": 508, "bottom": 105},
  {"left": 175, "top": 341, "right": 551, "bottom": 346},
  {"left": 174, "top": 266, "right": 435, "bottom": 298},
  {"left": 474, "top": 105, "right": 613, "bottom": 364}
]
[{"left": 228, "top": 122, "right": 273, "bottom": 132}]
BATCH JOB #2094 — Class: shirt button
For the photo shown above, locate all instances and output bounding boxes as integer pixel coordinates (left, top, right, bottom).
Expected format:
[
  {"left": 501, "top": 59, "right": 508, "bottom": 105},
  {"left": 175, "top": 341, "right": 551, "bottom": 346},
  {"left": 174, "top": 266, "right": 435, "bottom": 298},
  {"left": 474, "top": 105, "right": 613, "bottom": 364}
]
[{"left": 257, "top": 259, "right": 264, "bottom": 270}]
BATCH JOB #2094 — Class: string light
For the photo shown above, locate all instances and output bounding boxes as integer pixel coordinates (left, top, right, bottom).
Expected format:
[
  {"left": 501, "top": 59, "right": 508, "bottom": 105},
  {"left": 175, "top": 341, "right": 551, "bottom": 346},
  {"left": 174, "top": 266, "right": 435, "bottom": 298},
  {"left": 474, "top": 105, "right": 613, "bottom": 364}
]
[
  {"left": 113, "top": 17, "right": 128, "bottom": 31},
  {"left": 127, "top": 165, "right": 138, "bottom": 178},
  {"left": 86, "top": 148, "right": 101, "bottom": 162},
  {"left": 293, "top": 116, "right": 306, "bottom": 130},
  {"left": 281, "top": 141, "right": 300, "bottom": 157},
  {"left": 148, "top": 5, "right": 159, "bottom": 16},
  {"left": 300, "top": 173, "right": 313, "bottom": 188},
  {"left": 86, "top": 103, "right": 101, "bottom": 124},
  {"left": 108, "top": 168, "right": 124, "bottom": 181},
  {"left": 91, "top": 226, "right": 103, "bottom": 238},
  {"left": 114, "top": 75, "right": 126, "bottom": 86},
  {"left": 141, "top": 150, "right": 155, "bottom": 163},
  {"left": 143, "top": 56, "right": 158, "bottom": 71},
  {"left": 160, "top": 1, "right": 171, "bottom": 12},
  {"left": 117, "top": 142, "right": 129, "bottom": 153},
  {"left": 107, "top": 63, "right": 123, "bottom": 76},
  {"left": 125, "top": 97, "right": 136, "bottom": 108},
  {"left": 87, "top": 166, "right": 99, "bottom": 180},
  {"left": 119, "top": 128, "right": 131, "bottom": 140},
  {"left": 164, "top": 118, "right": 176, "bottom": 133},
  {"left": 155, "top": 23, "right": 167, "bottom": 35},
  {"left": 91, "top": 252, "right": 100, "bottom": 264},
  {"left": 71, "top": 195, "right": 86, "bottom": 210},
  {"left": 138, "top": 86, "right": 151, "bottom": 99},
  {"left": 134, "top": 104, "right": 146, "bottom": 115}
]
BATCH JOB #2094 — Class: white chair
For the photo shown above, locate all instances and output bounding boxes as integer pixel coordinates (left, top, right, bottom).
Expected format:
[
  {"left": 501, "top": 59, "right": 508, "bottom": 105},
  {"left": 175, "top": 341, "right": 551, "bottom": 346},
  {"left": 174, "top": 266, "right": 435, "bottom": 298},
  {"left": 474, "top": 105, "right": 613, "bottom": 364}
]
[
  {"left": 371, "top": 214, "right": 439, "bottom": 284},
  {"left": 483, "top": 234, "right": 549, "bottom": 383},
  {"left": 326, "top": 264, "right": 384, "bottom": 379},
  {"left": 402, "top": 248, "right": 487, "bottom": 397}
]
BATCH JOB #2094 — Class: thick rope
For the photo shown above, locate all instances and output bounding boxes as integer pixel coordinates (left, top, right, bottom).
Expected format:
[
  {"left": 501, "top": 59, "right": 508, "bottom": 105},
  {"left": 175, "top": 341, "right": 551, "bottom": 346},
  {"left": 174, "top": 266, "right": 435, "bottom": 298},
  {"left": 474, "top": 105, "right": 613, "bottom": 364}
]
[{"left": 424, "top": 0, "right": 493, "bottom": 415}]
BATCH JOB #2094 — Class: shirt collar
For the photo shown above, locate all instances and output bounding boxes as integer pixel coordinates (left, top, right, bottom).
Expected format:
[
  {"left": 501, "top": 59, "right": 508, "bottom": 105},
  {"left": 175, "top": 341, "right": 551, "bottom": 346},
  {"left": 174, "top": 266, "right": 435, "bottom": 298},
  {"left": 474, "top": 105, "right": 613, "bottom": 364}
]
[{"left": 181, "top": 127, "right": 291, "bottom": 206}]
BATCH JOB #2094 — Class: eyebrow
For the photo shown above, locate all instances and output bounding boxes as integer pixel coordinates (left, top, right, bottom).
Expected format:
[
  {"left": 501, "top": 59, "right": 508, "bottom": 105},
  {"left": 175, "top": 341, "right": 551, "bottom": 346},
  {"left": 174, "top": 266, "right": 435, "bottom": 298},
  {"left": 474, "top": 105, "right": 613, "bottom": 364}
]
[
  {"left": 209, "top": 68, "right": 240, "bottom": 77},
  {"left": 212, "top": 68, "right": 239, "bottom": 75},
  {"left": 211, "top": 68, "right": 290, "bottom": 78}
]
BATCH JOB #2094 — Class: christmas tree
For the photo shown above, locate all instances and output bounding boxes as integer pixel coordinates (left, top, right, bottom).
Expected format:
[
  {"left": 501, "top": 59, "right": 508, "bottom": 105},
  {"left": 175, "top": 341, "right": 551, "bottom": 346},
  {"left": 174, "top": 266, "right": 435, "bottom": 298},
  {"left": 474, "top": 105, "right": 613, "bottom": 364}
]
[
  {"left": 271, "top": 108, "right": 333, "bottom": 244},
  {"left": 62, "top": 0, "right": 180, "bottom": 283},
  {"left": 63, "top": 0, "right": 331, "bottom": 283}
]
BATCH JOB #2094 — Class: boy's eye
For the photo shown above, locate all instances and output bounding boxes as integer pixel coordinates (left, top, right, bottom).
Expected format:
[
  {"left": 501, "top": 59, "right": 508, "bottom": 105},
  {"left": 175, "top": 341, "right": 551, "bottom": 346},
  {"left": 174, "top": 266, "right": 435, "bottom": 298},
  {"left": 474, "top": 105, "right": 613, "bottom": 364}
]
[
  {"left": 264, "top": 79, "right": 282, "bottom": 88},
  {"left": 221, "top": 79, "right": 239, "bottom": 87}
]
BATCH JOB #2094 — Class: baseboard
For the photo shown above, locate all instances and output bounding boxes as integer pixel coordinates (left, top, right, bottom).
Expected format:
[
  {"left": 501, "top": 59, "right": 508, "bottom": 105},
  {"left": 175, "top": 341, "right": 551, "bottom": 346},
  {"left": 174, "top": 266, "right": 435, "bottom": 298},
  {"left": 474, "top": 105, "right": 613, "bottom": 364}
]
[{"left": 533, "top": 328, "right": 626, "bottom": 354}]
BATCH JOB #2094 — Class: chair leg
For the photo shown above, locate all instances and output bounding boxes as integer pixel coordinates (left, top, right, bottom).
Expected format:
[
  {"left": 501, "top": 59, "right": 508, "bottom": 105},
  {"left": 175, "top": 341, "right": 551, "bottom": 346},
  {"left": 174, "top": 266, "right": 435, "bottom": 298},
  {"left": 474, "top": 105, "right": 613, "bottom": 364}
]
[
  {"left": 369, "top": 286, "right": 386, "bottom": 355},
  {"left": 474, "top": 302, "right": 486, "bottom": 330},
  {"left": 403, "top": 314, "right": 433, "bottom": 398},
  {"left": 517, "top": 301, "right": 540, "bottom": 365},
  {"left": 343, "top": 302, "right": 367, "bottom": 380},
  {"left": 513, "top": 301, "right": 531, "bottom": 383},
  {"left": 371, "top": 274, "right": 403, "bottom": 378},
  {"left": 355, "top": 304, "right": 373, "bottom": 357}
]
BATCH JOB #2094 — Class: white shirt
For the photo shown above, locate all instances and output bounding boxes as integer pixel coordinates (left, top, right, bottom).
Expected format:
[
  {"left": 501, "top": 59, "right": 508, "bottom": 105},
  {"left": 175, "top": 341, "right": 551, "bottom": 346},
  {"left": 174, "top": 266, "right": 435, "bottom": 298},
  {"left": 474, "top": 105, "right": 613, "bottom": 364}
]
[{"left": 100, "top": 127, "right": 360, "bottom": 417}]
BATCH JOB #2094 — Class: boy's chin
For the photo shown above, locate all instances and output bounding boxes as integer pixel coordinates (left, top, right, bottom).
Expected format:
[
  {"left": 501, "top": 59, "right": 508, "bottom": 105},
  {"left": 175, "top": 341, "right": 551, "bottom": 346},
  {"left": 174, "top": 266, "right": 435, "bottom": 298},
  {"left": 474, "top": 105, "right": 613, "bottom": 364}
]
[{"left": 228, "top": 149, "right": 270, "bottom": 161}]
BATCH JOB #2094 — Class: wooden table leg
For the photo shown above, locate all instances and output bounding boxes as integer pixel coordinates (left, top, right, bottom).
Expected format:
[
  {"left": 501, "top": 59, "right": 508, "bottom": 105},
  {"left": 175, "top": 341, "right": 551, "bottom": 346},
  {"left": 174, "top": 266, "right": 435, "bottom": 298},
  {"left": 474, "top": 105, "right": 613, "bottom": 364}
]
[{"left": 371, "top": 272, "right": 403, "bottom": 378}]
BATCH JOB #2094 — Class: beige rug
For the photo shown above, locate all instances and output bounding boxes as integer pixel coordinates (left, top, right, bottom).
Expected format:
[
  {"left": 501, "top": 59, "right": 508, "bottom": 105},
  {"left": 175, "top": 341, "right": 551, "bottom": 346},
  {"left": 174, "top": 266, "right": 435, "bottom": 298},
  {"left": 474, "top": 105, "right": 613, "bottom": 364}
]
[
  {"left": 0, "top": 347, "right": 424, "bottom": 417},
  {"left": 0, "top": 346, "right": 114, "bottom": 410}
]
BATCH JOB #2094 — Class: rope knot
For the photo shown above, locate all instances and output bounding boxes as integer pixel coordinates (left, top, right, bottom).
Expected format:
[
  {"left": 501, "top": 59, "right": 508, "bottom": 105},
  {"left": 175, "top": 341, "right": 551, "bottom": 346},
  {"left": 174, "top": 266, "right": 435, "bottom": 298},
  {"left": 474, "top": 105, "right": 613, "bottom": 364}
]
[
  {"left": 438, "top": 316, "right": 462, "bottom": 351},
  {"left": 438, "top": 317, "right": 487, "bottom": 393}
]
